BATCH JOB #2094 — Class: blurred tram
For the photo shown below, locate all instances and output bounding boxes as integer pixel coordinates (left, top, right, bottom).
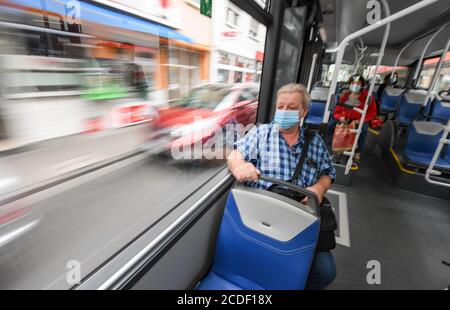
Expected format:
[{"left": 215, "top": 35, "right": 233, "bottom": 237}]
[{"left": 0, "top": 0, "right": 449, "bottom": 290}]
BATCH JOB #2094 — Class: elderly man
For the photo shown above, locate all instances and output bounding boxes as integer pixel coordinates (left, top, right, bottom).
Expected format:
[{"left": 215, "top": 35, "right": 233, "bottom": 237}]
[{"left": 227, "top": 83, "right": 337, "bottom": 290}]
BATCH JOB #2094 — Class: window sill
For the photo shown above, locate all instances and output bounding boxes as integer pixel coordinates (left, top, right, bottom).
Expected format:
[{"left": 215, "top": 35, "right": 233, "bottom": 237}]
[
  {"left": 185, "top": 0, "right": 200, "bottom": 9},
  {"left": 225, "top": 22, "right": 238, "bottom": 29},
  {"left": 248, "top": 34, "right": 260, "bottom": 42}
]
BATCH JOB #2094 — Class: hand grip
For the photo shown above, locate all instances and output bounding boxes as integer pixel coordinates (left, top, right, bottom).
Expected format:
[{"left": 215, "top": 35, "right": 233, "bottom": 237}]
[{"left": 259, "top": 175, "right": 321, "bottom": 216}]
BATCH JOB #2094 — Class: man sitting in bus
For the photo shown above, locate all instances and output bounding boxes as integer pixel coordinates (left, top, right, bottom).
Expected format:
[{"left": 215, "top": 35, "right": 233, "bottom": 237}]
[{"left": 227, "top": 83, "right": 337, "bottom": 290}]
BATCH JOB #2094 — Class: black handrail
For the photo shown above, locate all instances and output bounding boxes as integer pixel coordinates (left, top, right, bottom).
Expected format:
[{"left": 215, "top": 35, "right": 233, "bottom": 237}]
[{"left": 258, "top": 175, "right": 321, "bottom": 216}]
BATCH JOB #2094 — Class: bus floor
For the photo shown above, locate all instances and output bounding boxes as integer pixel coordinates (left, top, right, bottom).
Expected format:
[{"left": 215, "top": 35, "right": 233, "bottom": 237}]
[{"left": 328, "top": 150, "right": 450, "bottom": 290}]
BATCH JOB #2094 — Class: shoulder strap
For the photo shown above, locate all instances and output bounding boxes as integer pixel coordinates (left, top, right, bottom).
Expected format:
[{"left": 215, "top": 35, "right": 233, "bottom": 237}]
[{"left": 289, "top": 129, "right": 314, "bottom": 183}]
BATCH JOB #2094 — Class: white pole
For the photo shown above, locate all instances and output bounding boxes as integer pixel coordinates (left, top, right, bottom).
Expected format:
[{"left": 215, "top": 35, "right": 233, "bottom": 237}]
[
  {"left": 306, "top": 53, "right": 318, "bottom": 92},
  {"left": 343, "top": 0, "right": 391, "bottom": 175},
  {"left": 352, "top": 43, "right": 367, "bottom": 76},
  {"left": 412, "top": 23, "right": 449, "bottom": 84},
  {"left": 390, "top": 40, "right": 414, "bottom": 80},
  {"left": 425, "top": 119, "right": 450, "bottom": 187},
  {"left": 422, "top": 36, "right": 450, "bottom": 108}
]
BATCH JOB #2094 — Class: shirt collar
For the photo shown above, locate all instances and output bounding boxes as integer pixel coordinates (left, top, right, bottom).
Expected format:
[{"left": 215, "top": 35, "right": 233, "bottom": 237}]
[{"left": 270, "top": 121, "right": 305, "bottom": 151}]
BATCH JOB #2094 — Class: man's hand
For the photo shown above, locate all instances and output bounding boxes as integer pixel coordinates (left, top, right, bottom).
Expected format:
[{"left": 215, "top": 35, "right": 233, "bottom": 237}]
[
  {"left": 232, "top": 162, "right": 261, "bottom": 183},
  {"left": 300, "top": 176, "right": 332, "bottom": 205},
  {"left": 301, "top": 183, "right": 326, "bottom": 204}
]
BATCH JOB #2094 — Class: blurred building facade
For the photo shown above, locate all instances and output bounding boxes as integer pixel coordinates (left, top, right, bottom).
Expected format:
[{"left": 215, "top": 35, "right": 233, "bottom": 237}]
[
  {"left": 161, "top": 0, "right": 212, "bottom": 101},
  {"left": 209, "top": 0, "right": 266, "bottom": 84},
  {"left": 107, "top": 0, "right": 213, "bottom": 101},
  {"left": 0, "top": 0, "right": 211, "bottom": 148}
]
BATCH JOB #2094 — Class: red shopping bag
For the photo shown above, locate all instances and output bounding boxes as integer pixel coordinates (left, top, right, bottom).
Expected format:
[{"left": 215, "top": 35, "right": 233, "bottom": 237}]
[{"left": 332, "top": 121, "right": 356, "bottom": 153}]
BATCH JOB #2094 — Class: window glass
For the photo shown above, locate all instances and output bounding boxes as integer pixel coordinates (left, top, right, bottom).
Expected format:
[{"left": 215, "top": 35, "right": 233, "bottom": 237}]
[
  {"left": 0, "top": 0, "right": 266, "bottom": 289},
  {"left": 272, "top": 6, "right": 307, "bottom": 107},
  {"left": 249, "top": 18, "right": 259, "bottom": 39},
  {"left": 417, "top": 52, "right": 450, "bottom": 92},
  {"left": 226, "top": 8, "right": 239, "bottom": 27}
]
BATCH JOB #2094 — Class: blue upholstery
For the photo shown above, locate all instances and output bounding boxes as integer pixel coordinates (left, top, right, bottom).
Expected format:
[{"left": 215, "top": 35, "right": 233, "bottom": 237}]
[
  {"left": 305, "top": 100, "right": 326, "bottom": 126},
  {"left": 396, "top": 90, "right": 429, "bottom": 127},
  {"left": 197, "top": 188, "right": 320, "bottom": 290},
  {"left": 430, "top": 96, "right": 450, "bottom": 122},
  {"left": 305, "top": 87, "right": 330, "bottom": 126},
  {"left": 403, "top": 121, "right": 450, "bottom": 170},
  {"left": 196, "top": 272, "right": 244, "bottom": 290},
  {"left": 380, "top": 87, "right": 404, "bottom": 113}
]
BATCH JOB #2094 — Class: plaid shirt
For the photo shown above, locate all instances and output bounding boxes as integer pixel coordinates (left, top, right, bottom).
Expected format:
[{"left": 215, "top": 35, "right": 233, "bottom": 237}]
[{"left": 234, "top": 122, "right": 336, "bottom": 189}]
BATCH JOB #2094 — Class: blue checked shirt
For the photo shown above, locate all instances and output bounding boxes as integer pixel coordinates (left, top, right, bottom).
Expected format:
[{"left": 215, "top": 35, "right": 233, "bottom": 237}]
[{"left": 234, "top": 122, "right": 336, "bottom": 189}]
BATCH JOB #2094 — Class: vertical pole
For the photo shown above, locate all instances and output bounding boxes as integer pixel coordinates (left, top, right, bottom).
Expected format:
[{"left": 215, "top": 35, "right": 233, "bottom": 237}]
[
  {"left": 423, "top": 36, "right": 450, "bottom": 110},
  {"left": 412, "top": 23, "right": 449, "bottom": 85},
  {"left": 390, "top": 40, "right": 413, "bottom": 80},
  {"left": 425, "top": 119, "right": 450, "bottom": 187},
  {"left": 344, "top": 0, "right": 391, "bottom": 174},
  {"left": 257, "top": 0, "right": 287, "bottom": 123}
]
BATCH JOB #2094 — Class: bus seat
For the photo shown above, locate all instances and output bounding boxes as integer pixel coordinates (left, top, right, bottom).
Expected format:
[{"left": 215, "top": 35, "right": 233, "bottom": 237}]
[
  {"left": 430, "top": 95, "right": 450, "bottom": 122},
  {"left": 305, "top": 100, "right": 326, "bottom": 126},
  {"left": 196, "top": 186, "right": 320, "bottom": 290},
  {"left": 396, "top": 89, "right": 429, "bottom": 127},
  {"left": 380, "top": 86, "right": 404, "bottom": 113},
  {"left": 403, "top": 121, "right": 450, "bottom": 170},
  {"left": 305, "top": 86, "right": 329, "bottom": 126}
]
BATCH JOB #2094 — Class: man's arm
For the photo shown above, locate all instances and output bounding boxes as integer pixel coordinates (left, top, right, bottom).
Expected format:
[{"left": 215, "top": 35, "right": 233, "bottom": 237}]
[
  {"left": 302, "top": 175, "right": 332, "bottom": 204},
  {"left": 228, "top": 149, "right": 260, "bottom": 183},
  {"left": 301, "top": 134, "right": 336, "bottom": 204}
]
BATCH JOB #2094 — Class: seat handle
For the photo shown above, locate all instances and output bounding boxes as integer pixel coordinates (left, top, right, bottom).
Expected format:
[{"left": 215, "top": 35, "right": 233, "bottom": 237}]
[{"left": 259, "top": 176, "right": 321, "bottom": 215}]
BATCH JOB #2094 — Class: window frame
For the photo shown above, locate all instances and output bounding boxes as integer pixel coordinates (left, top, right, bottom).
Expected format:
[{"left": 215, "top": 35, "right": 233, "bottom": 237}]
[
  {"left": 416, "top": 53, "right": 450, "bottom": 91},
  {"left": 248, "top": 18, "right": 260, "bottom": 40},
  {"left": 226, "top": 7, "right": 240, "bottom": 28}
]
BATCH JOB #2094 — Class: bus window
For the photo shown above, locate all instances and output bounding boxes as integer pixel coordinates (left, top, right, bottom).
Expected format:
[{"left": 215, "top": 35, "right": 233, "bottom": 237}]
[
  {"left": 0, "top": 0, "right": 267, "bottom": 289},
  {"left": 272, "top": 6, "right": 307, "bottom": 104},
  {"left": 320, "top": 64, "right": 355, "bottom": 87},
  {"left": 362, "top": 66, "right": 408, "bottom": 86},
  {"left": 417, "top": 52, "right": 450, "bottom": 91}
]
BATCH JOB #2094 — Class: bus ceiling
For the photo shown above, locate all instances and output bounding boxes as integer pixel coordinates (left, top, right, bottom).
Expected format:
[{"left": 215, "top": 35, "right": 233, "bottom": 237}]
[{"left": 319, "top": 0, "right": 450, "bottom": 67}]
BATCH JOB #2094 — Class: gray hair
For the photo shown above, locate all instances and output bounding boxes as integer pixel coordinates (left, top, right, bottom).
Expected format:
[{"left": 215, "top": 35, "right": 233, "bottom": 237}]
[{"left": 276, "top": 83, "right": 311, "bottom": 108}]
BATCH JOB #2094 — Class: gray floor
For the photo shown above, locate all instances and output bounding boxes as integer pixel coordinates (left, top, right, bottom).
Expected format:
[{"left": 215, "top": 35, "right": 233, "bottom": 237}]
[{"left": 328, "top": 151, "right": 450, "bottom": 290}]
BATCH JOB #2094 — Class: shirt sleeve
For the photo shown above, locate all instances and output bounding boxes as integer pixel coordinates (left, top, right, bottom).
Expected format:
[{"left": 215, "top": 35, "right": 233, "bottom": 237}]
[
  {"left": 234, "top": 125, "right": 259, "bottom": 165},
  {"left": 315, "top": 134, "right": 337, "bottom": 183}
]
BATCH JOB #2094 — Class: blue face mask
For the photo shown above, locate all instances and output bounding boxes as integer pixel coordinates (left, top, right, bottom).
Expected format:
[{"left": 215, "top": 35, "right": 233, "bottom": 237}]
[
  {"left": 349, "top": 84, "right": 361, "bottom": 93},
  {"left": 274, "top": 109, "right": 300, "bottom": 129}
]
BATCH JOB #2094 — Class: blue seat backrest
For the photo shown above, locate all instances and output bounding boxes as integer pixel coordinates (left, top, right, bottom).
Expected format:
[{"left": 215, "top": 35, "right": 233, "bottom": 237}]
[
  {"left": 310, "top": 100, "right": 326, "bottom": 116},
  {"left": 405, "top": 121, "right": 444, "bottom": 156},
  {"left": 306, "top": 100, "right": 326, "bottom": 124},
  {"left": 396, "top": 89, "right": 429, "bottom": 126},
  {"left": 380, "top": 86, "right": 405, "bottom": 112},
  {"left": 430, "top": 95, "right": 450, "bottom": 122},
  {"left": 306, "top": 86, "right": 329, "bottom": 125},
  {"left": 208, "top": 187, "right": 320, "bottom": 290}
]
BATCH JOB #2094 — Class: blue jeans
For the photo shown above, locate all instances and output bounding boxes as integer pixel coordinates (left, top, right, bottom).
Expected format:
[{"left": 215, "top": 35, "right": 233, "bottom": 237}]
[
  {"left": 305, "top": 251, "right": 337, "bottom": 290},
  {"left": 327, "top": 119, "right": 369, "bottom": 152}
]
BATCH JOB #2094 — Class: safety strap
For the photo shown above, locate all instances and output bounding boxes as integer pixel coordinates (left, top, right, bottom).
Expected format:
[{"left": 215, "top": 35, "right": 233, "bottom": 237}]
[{"left": 289, "top": 129, "right": 314, "bottom": 183}]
